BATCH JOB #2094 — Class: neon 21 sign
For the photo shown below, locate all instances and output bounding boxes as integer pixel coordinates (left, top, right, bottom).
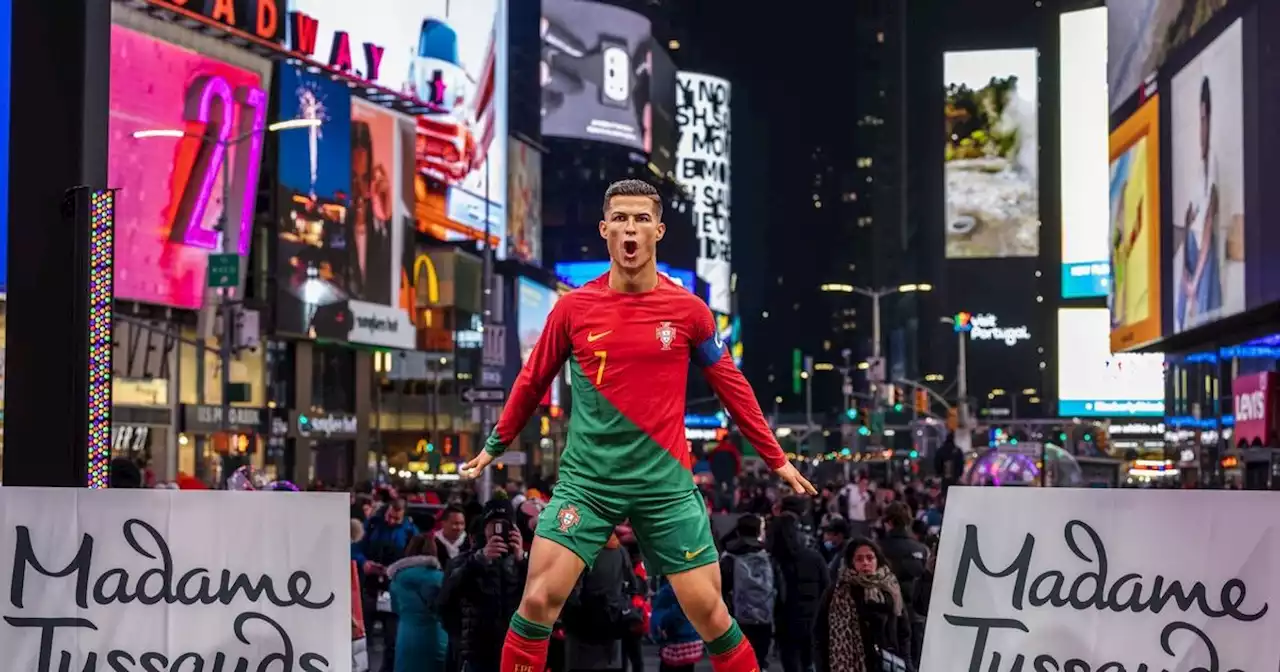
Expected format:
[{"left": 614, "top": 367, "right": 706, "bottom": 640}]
[{"left": 171, "top": 75, "right": 267, "bottom": 254}]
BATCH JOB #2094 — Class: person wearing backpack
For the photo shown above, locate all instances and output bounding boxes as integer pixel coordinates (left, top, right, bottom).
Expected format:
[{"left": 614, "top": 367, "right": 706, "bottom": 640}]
[
  {"left": 719, "top": 514, "right": 775, "bottom": 669},
  {"left": 769, "top": 497, "right": 832, "bottom": 672},
  {"left": 561, "top": 533, "right": 642, "bottom": 670}
]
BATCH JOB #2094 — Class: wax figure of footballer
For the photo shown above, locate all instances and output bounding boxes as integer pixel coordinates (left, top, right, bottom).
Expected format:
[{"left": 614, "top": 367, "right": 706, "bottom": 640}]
[{"left": 463, "top": 179, "right": 816, "bottom": 672}]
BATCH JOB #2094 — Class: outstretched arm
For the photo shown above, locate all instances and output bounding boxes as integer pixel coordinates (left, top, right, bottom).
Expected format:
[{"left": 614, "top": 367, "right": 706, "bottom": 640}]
[
  {"left": 464, "top": 298, "right": 572, "bottom": 474},
  {"left": 690, "top": 305, "right": 816, "bottom": 494}
]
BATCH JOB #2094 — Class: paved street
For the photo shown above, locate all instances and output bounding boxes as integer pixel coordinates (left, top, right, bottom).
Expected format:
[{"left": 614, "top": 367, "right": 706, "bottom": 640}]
[{"left": 368, "top": 639, "right": 715, "bottom": 670}]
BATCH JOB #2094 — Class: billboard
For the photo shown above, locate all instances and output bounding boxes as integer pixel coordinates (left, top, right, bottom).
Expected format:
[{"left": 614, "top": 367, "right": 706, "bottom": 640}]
[
  {"left": 1109, "top": 96, "right": 1162, "bottom": 352},
  {"left": 508, "top": 137, "right": 543, "bottom": 265},
  {"left": 1060, "top": 8, "right": 1110, "bottom": 299},
  {"left": 275, "top": 65, "right": 415, "bottom": 349},
  {"left": 676, "top": 72, "right": 732, "bottom": 314},
  {"left": 540, "top": 0, "right": 654, "bottom": 151},
  {"left": 286, "top": 0, "right": 509, "bottom": 258},
  {"left": 1107, "top": 0, "right": 1232, "bottom": 113},
  {"left": 554, "top": 260, "right": 695, "bottom": 292},
  {"left": 1057, "top": 308, "right": 1164, "bottom": 417},
  {"left": 943, "top": 49, "right": 1039, "bottom": 259},
  {"left": 108, "top": 26, "right": 266, "bottom": 309},
  {"left": 517, "top": 276, "right": 560, "bottom": 406},
  {"left": 1169, "top": 18, "right": 1245, "bottom": 334},
  {"left": 649, "top": 45, "right": 679, "bottom": 177}
]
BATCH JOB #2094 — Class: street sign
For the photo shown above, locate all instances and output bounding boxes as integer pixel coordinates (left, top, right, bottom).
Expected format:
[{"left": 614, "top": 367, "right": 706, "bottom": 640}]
[
  {"left": 461, "top": 387, "right": 506, "bottom": 404},
  {"left": 206, "top": 253, "right": 239, "bottom": 288},
  {"left": 867, "top": 357, "right": 886, "bottom": 383}
]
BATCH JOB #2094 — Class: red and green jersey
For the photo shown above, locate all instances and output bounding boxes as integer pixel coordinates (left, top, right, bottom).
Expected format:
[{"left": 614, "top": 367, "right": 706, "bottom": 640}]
[{"left": 485, "top": 273, "right": 787, "bottom": 496}]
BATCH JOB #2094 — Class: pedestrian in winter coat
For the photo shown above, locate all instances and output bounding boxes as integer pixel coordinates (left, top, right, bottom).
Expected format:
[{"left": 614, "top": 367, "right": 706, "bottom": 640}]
[
  {"left": 815, "top": 537, "right": 913, "bottom": 672},
  {"left": 437, "top": 500, "right": 526, "bottom": 672},
  {"left": 389, "top": 534, "right": 448, "bottom": 672},
  {"left": 651, "top": 577, "right": 703, "bottom": 671}
]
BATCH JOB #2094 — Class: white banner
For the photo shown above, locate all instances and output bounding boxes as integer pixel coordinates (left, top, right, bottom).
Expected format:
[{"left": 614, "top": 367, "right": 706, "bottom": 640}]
[
  {"left": 676, "top": 72, "right": 732, "bottom": 314},
  {"left": 0, "top": 488, "right": 351, "bottom": 671},
  {"left": 922, "top": 488, "right": 1280, "bottom": 672},
  {"left": 348, "top": 300, "right": 415, "bottom": 349}
]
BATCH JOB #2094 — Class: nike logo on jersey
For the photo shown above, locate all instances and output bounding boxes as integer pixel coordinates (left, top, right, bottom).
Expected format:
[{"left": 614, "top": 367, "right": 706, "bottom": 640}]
[
  {"left": 684, "top": 544, "right": 711, "bottom": 561},
  {"left": 587, "top": 330, "right": 612, "bottom": 342}
]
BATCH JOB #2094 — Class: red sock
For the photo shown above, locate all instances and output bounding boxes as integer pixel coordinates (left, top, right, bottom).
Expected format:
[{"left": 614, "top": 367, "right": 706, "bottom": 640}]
[
  {"left": 709, "top": 637, "right": 761, "bottom": 672},
  {"left": 500, "top": 628, "right": 551, "bottom": 672}
]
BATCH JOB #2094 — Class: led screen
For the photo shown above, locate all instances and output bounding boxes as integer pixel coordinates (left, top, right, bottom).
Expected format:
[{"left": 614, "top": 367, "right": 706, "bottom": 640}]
[
  {"left": 1060, "top": 8, "right": 1110, "bottom": 299},
  {"left": 1058, "top": 308, "right": 1164, "bottom": 417},
  {"left": 1108, "top": 0, "right": 1232, "bottom": 113},
  {"left": 554, "top": 260, "right": 695, "bottom": 293},
  {"left": 108, "top": 26, "right": 265, "bottom": 309},
  {"left": 540, "top": 0, "right": 654, "bottom": 150},
  {"left": 943, "top": 49, "right": 1039, "bottom": 259},
  {"left": 676, "top": 72, "right": 732, "bottom": 314},
  {"left": 288, "top": 0, "right": 509, "bottom": 258},
  {"left": 275, "top": 66, "right": 415, "bottom": 348},
  {"left": 508, "top": 137, "right": 543, "bottom": 265},
  {"left": 1109, "top": 96, "right": 1162, "bottom": 352},
  {"left": 1169, "top": 18, "right": 1245, "bottom": 334}
]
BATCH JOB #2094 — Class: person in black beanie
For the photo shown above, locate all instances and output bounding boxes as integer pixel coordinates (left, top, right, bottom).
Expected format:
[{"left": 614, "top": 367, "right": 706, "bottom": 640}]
[{"left": 438, "top": 498, "right": 527, "bottom": 672}]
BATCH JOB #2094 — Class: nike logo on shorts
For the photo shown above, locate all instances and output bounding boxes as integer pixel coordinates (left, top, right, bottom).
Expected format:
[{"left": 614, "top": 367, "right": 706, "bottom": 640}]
[{"left": 684, "top": 545, "right": 710, "bottom": 561}]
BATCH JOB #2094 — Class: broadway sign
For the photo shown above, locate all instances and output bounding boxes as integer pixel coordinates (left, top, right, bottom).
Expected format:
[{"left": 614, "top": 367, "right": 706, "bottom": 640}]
[
  {"left": 0, "top": 488, "right": 351, "bottom": 671},
  {"left": 921, "top": 487, "right": 1279, "bottom": 672}
]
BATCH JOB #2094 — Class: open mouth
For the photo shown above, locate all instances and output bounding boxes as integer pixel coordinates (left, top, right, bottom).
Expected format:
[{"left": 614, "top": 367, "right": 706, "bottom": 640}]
[{"left": 622, "top": 240, "right": 639, "bottom": 256}]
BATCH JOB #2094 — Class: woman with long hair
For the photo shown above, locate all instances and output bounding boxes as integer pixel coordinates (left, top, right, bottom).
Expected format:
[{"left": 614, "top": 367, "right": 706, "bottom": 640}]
[
  {"left": 814, "top": 537, "right": 913, "bottom": 672},
  {"left": 388, "top": 533, "right": 448, "bottom": 672}
]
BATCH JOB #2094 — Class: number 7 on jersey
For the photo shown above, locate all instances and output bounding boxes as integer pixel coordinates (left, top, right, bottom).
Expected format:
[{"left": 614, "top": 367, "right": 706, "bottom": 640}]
[{"left": 593, "top": 350, "right": 607, "bottom": 384}]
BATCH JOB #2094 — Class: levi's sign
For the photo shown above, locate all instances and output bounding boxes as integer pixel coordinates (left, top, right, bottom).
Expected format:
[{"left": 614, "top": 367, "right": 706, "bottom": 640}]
[
  {"left": 966, "top": 314, "right": 1031, "bottom": 346},
  {"left": 921, "top": 488, "right": 1278, "bottom": 672}
]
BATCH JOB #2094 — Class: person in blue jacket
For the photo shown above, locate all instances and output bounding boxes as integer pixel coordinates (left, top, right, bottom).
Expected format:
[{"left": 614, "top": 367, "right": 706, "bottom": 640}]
[
  {"left": 388, "top": 533, "right": 449, "bottom": 672},
  {"left": 650, "top": 576, "right": 704, "bottom": 671}
]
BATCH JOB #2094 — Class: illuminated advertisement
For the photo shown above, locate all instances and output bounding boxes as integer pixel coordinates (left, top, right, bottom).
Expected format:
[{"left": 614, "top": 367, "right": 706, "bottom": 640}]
[
  {"left": 541, "top": 0, "right": 654, "bottom": 151},
  {"left": 1058, "top": 308, "right": 1164, "bottom": 417},
  {"left": 508, "top": 137, "right": 543, "bottom": 265},
  {"left": 1169, "top": 18, "right": 1245, "bottom": 334},
  {"left": 716, "top": 312, "right": 743, "bottom": 368},
  {"left": 108, "top": 25, "right": 266, "bottom": 309},
  {"left": 517, "top": 276, "right": 559, "bottom": 406},
  {"left": 554, "top": 260, "right": 695, "bottom": 293},
  {"left": 1060, "top": 8, "right": 1110, "bottom": 299},
  {"left": 1109, "top": 96, "right": 1162, "bottom": 352},
  {"left": 649, "top": 46, "right": 679, "bottom": 177},
  {"left": 287, "top": 0, "right": 509, "bottom": 256},
  {"left": 943, "top": 49, "right": 1039, "bottom": 259},
  {"left": 275, "top": 65, "right": 415, "bottom": 348},
  {"left": 1108, "top": 0, "right": 1232, "bottom": 113},
  {"left": 676, "top": 72, "right": 732, "bottom": 314}
]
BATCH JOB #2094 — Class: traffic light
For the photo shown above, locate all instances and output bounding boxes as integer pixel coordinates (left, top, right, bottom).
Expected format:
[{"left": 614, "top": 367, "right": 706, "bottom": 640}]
[
  {"left": 845, "top": 407, "right": 858, "bottom": 421},
  {"left": 908, "top": 449, "right": 919, "bottom": 459},
  {"left": 947, "top": 407, "right": 959, "bottom": 431},
  {"left": 893, "top": 402, "right": 904, "bottom": 412},
  {"left": 914, "top": 389, "right": 929, "bottom": 414}
]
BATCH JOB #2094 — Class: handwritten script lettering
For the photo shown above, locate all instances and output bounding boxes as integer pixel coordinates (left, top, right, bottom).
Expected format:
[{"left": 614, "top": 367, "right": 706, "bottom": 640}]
[
  {"left": 5, "top": 519, "right": 336, "bottom": 671},
  {"left": 939, "top": 520, "right": 1267, "bottom": 672}
]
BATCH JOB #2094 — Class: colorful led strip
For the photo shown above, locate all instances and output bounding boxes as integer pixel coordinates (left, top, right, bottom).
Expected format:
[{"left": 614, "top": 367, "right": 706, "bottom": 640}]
[{"left": 87, "top": 189, "right": 115, "bottom": 488}]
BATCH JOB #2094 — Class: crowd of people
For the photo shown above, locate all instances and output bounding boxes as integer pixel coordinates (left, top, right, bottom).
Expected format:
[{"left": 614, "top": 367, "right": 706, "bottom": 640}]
[{"left": 349, "top": 474, "right": 948, "bottom": 672}]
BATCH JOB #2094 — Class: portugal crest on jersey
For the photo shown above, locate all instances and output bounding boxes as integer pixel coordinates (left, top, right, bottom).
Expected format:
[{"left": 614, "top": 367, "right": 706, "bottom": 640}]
[
  {"left": 656, "top": 321, "right": 676, "bottom": 350},
  {"left": 557, "top": 504, "right": 582, "bottom": 533}
]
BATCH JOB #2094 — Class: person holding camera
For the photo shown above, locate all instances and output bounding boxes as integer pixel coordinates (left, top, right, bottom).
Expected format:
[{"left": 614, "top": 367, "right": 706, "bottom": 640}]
[{"left": 438, "top": 500, "right": 528, "bottom": 672}]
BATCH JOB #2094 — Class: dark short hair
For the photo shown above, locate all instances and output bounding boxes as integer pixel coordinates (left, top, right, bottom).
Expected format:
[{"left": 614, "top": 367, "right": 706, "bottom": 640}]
[
  {"left": 1200, "top": 76, "right": 1212, "bottom": 117},
  {"left": 736, "top": 514, "right": 762, "bottom": 538},
  {"left": 603, "top": 179, "right": 662, "bottom": 219},
  {"left": 442, "top": 505, "right": 466, "bottom": 520},
  {"left": 885, "top": 501, "right": 912, "bottom": 530}
]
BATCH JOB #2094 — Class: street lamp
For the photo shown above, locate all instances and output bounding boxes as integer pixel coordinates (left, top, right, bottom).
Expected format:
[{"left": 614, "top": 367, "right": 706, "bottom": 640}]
[
  {"left": 848, "top": 283, "right": 932, "bottom": 364},
  {"left": 132, "top": 117, "right": 321, "bottom": 437},
  {"left": 940, "top": 315, "right": 970, "bottom": 430}
]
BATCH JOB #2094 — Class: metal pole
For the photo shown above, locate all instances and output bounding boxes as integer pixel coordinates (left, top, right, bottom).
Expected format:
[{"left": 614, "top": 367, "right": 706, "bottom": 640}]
[
  {"left": 871, "top": 293, "right": 882, "bottom": 360},
  {"left": 804, "top": 355, "right": 814, "bottom": 432},
  {"left": 220, "top": 140, "right": 234, "bottom": 435},
  {"left": 957, "top": 327, "right": 969, "bottom": 429}
]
